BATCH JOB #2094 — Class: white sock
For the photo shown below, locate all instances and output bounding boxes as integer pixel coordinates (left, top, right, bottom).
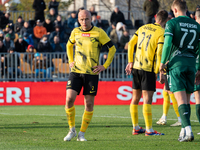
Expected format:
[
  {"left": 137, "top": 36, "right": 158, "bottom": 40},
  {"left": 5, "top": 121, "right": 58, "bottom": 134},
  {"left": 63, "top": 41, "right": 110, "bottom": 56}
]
[
  {"left": 79, "top": 131, "right": 85, "bottom": 136},
  {"left": 185, "top": 126, "right": 192, "bottom": 135},
  {"left": 161, "top": 114, "right": 167, "bottom": 120},
  {"left": 146, "top": 128, "right": 154, "bottom": 132},
  {"left": 178, "top": 117, "right": 181, "bottom": 123},
  {"left": 70, "top": 127, "right": 75, "bottom": 132},
  {"left": 133, "top": 125, "right": 140, "bottom": 130},
  {"left": 179, "top": 128, "right": 185, "bottom": 137}
]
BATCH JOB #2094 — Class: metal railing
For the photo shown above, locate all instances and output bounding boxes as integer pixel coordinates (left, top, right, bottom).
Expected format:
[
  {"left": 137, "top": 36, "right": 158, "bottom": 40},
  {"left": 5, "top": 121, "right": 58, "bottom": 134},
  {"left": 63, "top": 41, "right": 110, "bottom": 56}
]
[{"left": 0, "top": 52, "right": 132, "bottom": 82}]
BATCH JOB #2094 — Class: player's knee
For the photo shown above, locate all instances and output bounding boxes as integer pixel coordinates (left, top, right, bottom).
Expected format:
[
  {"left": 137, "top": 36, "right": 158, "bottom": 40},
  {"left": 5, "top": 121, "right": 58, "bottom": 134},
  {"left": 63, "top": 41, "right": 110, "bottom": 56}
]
[
  {"left": 85, "top": 101, "right": 94, "bottom": 110},
  {"left": 66, "top": 96, "right": 75, "bottom": 105}
]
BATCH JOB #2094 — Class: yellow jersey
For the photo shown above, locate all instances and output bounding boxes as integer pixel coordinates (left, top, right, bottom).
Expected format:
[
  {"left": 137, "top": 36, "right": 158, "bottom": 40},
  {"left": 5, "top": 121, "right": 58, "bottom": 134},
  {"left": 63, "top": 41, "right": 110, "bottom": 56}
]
[
  {"left": 67, "top": 26, "right": 116, "bottom": 75},
  {"left": 128, "top": 23, "right": 164, "bottom": 74}
]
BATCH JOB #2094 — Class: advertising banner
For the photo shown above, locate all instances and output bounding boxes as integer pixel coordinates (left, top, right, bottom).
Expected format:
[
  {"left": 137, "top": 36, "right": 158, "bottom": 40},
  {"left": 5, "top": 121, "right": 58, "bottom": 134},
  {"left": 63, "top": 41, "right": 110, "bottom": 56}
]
[{"left": 0, "top": 81, "right": 196, "bottom": 106}]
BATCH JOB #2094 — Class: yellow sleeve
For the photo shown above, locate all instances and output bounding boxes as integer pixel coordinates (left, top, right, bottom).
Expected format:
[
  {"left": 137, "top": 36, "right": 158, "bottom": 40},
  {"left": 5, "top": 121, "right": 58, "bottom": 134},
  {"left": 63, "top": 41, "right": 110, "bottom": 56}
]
[
  {"left": 155, "top": 35, "right": 164, "bottom": 74},
  {"left": 128, "top": 32, "right": 138, "bottom": 63},
  {"left": 66, "top": 29, "right": 76, "bottom": 64},
  {"left": 103, "top": 45, "right": 116, "bottom": 69},
  {"left": 99, "top": 28, "right": 116, "bottom": 69}
]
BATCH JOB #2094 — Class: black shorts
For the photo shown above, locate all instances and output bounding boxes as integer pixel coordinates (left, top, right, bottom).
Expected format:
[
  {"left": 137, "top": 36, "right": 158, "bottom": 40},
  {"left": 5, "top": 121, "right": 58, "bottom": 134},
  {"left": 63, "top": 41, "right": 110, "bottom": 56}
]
[
  {"left": 164, "top": 74, "right": 170, "bottom": 91},
  {"left": 67, "top": 72, "right": 99, "bottom": 96},
  {"left": 132, "top": 69, "right": 156, "bottom": 91}
]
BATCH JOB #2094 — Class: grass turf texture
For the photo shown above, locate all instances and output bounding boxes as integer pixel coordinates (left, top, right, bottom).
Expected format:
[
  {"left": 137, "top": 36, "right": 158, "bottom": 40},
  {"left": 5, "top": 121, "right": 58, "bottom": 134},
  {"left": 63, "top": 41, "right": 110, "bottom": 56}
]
[{"left": 0, "top": 105, "right": 200, "bottom": 150}]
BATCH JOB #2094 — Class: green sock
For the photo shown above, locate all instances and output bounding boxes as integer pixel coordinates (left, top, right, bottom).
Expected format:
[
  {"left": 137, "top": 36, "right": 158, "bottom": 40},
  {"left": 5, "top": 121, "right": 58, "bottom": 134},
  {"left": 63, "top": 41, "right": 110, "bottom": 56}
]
[
  {"left": 178, "top": 104, "right": 191, "bottom": 128},
  {"left": 187, "top": 104, "right": 191, "bottom": 118},
  {"left": 196, "top": 104, "right": 200, "bottom": 123}
]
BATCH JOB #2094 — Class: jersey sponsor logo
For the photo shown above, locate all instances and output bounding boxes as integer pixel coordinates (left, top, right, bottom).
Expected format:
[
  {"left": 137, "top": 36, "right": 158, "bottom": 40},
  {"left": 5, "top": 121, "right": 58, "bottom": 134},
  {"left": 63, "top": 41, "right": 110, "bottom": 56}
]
[{"left": 82, "top": 33, "right": 90, "bottom": 37}]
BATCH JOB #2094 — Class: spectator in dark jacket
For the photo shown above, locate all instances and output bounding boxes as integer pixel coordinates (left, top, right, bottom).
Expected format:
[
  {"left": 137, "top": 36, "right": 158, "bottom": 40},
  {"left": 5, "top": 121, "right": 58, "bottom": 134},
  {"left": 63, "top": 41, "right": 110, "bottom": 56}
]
[
  {"left": 54, "top": 14, "right": 64, "bottom": 31},
  {"left": 47, "top": 8, "right": 57, "bottom": 23},
  {"left": 37, "top": 34, "right": 53, "bottom": 52},
  {"left": 3, "top": 34, "right": 14, "bottom": 51},
  {"left": 44, "top": 16, "right": 55, "bottom": 35},
  {"left": 143, "top": 0, "right": 159, "bottom": 24},
  {"left": 0, "top": 12, "right": 12, "bottom": 29},
  {"left": 7, "top": 47, "right": 22, "bottom": 78},
  {"left": 49, "top": 25, "right": 67, "bottom": 44},
  {"left": 51, "top": 36, "right": 64, "bottom": 52},
  {"left": 48, "top": 0, "right": 59, "bottom": 15},
  {"left": 89, "top": 6, "right": 97, "bottom": 16},
  {"left": 33, "top": 0, "right": 46, "bottom": 22},
  {"left": 24, "top": 45, "right": 37, "bottom": 69},
  {"left": 20, "top": 21, "right": 33, "bottom": 37},
  {"left": 0, "top": 40, "right": 7, "bottom": 55},
  {"left": 3, "top": 24, "right": 15, "bottom": 41},
  {"left": 119, "top": 30, "right": 130, "bottom": 51},
  {"left": 15, "top": 35, "right": 28, "bottom": 53},
  {"left": 14, "top": 16, "right": 24, "bottom": 34},
  {"left": 110, "top": 6, "right": 125, "bottom": 25},
  {"left": 67, "top": 11, "right": 77, "bottom": 29}
]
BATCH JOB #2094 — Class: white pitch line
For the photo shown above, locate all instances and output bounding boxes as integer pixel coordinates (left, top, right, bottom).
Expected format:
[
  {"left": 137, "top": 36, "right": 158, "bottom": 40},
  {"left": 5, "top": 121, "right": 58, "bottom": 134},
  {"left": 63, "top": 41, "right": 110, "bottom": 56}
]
[{"left": 0, "top": 113, "right": 199, "bottom": 122}]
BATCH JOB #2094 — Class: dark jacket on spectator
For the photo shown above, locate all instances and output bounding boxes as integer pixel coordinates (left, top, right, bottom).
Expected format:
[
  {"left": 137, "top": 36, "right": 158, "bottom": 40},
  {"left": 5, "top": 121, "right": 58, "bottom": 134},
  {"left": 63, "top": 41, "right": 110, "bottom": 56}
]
[
  {"left": 33, "top": 0, "right": 46, "bottom": 22},
  {"left": 48, "top": 0, "right": 59, "bottom": 15},
  {"left": 51, "top": 43, "right": 64, "bottom": 52},
  {"left": 3, "top": 39, "right": 14, "bottom": 51},
  {"left": 67, "top": 16, "right": 77, "bottom": 29},
  {"left": 0, "top": 15, "right": 10, "bottom": 29},
  {"left": 37, "top": 40, "right": 53, "bottom": 52},
  {"left": 20, "top": 26, "right": 33, "bottom": 37},
  {"left": 15, "top": 40, "right": 28, "bottom": 53},
  {"left": 49, "top": 30, "right": 67, "bottom": 44},
  {"left": 110, "top": 11, "right": 125, "bottom": 25},
  {"left": 119, "top": 34, "right": 130, "bottom": 49},
  {"left": 14, "top": 20, "right": 24, "bottom": 33},
  {"left": 0, "top": 43, "right": 7, "bottom": 56},
  {"left": 44, "top": 22, "right": 55, "bottom": 33}
]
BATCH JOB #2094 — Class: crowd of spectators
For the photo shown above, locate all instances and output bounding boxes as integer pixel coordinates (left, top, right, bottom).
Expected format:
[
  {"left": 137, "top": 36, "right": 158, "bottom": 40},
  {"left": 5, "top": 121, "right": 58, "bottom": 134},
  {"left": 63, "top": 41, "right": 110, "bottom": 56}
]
[{"left": 1, "top": 0, "right": 197, "bottom": 79}]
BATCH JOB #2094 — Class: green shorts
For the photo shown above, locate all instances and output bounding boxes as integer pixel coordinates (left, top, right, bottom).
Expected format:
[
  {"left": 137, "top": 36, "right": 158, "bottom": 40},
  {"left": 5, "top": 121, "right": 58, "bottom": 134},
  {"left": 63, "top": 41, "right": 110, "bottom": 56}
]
[{"left": 168, "top": 66, "right": 196, "bottom": 93}]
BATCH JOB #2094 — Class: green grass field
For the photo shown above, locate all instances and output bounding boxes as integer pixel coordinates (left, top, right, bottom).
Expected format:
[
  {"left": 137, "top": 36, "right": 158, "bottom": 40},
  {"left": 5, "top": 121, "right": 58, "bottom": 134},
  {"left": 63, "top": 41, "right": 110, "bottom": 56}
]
[{"left": 0, "top": 105, "right": 200, "bottom": 150}]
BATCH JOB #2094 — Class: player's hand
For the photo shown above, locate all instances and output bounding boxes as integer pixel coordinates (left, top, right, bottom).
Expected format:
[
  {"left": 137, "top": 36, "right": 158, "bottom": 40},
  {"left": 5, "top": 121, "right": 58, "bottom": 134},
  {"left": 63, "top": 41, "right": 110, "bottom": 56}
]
[
  {"left": 125, "top": 62, "right": 133, "bottom": 75},
  {"left": 69, "top": 62, "right": 75, "bottom": 68},
  {"left": 159, "top": 61, "right": 169, "bottom": 74},
  {"left": 92, "top": 65, "right": 105, "bottom": 75},
  {"left": 195, "top": 70, "right": 200, "bottom": 85},
  {"left": 159, "top": 72, "right": 165, "bottom": 84}
]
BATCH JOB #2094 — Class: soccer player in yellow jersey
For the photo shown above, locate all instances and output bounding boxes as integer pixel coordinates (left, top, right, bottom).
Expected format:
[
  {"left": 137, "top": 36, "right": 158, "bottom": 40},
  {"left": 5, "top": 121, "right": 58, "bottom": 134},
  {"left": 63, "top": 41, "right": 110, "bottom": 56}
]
[
  {"left": 63, "top": 10, "right": 116, "bottom": 141},
  {"left": 125, "top": 10, "right": 168, "bottom": 136}
]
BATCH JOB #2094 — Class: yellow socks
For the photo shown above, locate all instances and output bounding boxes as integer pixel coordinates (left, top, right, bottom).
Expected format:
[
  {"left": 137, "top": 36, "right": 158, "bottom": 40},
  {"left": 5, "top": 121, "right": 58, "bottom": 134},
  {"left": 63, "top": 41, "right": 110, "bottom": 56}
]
[
  {"left": 163, "top": 90, "right": 170, "bottom": 116},
  {"left": 80, "top": 110, "right": 94, "bottom": 132},
  {"left": 130, "top": 104, "right": 139, "bottom": 128},
  {"left": 65, "top": 106, "right": 76, "bottom": 129},
  {"left": 169, "top": 93, "right": 180, "bottom": 117},
  {"left": 143, "top": 104, "right": 152, "bottom": 130}
]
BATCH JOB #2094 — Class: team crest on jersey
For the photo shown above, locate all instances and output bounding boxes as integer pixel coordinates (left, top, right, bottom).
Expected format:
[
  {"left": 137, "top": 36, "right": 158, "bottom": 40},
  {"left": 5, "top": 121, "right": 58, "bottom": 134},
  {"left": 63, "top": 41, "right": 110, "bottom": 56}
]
[
  {"left": 90, "top": 37, "right": 97, "bottom": 43},
  {"left": 82, "top": 33, "right": 90, "bottom": 37}
]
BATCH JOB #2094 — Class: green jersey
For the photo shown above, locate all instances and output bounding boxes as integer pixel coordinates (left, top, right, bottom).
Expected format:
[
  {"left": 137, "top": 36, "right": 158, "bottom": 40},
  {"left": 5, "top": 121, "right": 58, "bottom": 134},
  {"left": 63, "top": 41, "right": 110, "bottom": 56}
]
[{"left": 162, "top": 16, "right": 200, "bottom": 69}]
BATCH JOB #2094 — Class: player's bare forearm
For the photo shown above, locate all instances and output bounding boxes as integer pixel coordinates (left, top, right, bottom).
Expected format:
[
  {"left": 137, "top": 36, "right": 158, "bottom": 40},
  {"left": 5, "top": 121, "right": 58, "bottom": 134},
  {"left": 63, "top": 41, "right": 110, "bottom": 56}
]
[
  {"left": 125, "top": 62, "right": 133, "bottom": 75},
  {"left": 159, "top": 72, "right": 165, "bottom": 84},
  {"left": 92, "top": 65, "right": 105, "bottom": 75}
]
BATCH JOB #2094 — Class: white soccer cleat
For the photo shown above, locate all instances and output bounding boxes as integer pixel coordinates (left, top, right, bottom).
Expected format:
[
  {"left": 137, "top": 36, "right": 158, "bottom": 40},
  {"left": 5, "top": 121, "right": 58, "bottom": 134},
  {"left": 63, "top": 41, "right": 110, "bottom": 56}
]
[
  {"left": 170, "top": 121, "right": 181, "bottom": 127},
  {"left": 64, "top": 130, "right": 77, "bottom": 141},
  {"left": 197, "top": 132, "right": 200, "bottom": 135},
  {"left": 77, "top": 132, "right": 87, "bottom": 141},
  {"left": 179, "top": 132, "right": 194, "bottom": 142},
  {"left": 156, "top": 118, "right": 167, "bottom": 125}
]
